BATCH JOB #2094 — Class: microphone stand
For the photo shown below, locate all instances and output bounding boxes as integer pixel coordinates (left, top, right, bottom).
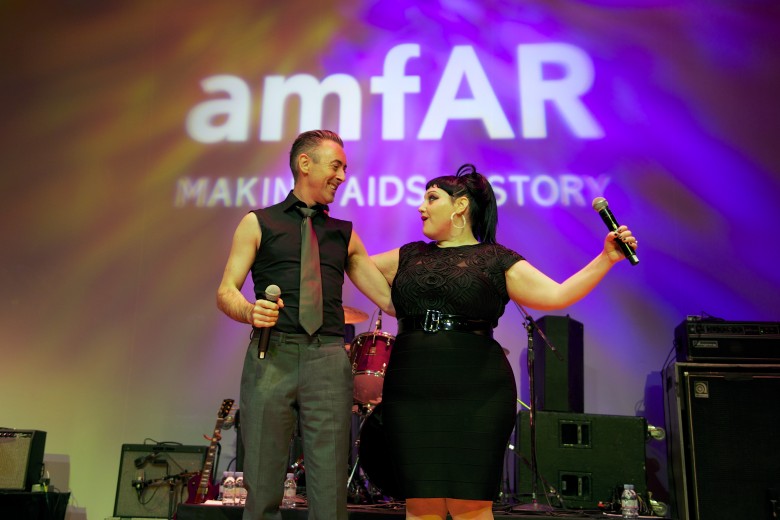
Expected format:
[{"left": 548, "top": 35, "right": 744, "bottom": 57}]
[
  {"left": 159, "top": 472, "right": 194, "bottom": 520},
  {"left": 512, "top": 305, "right": 561, "bottom": 512},
  {"left": 507, "top": 443, "right": 565, "bottom": 509}
]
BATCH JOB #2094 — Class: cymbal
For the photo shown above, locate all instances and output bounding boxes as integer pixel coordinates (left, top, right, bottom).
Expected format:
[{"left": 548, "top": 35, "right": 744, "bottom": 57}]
[{"left": 344, "top": 306, "right": 369, "bottom": 324}]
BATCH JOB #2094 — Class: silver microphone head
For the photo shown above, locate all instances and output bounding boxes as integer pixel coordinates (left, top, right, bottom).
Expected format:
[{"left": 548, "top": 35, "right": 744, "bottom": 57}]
[
  {"left": 265, "top": 284, "right": 281, "bottom": 301},
  {"left": 592, "top": 197, "right": 608, "bottom": 211}
]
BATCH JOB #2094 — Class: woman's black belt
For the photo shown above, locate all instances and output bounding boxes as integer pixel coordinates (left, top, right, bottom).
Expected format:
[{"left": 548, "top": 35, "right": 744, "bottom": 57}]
[{"left": 397, "top": 310, "right": 493, "bottom": 337}]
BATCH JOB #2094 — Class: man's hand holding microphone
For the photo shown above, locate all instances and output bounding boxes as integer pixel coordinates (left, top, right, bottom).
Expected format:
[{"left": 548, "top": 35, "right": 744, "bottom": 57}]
[{"left": 249, "top": 285, "right": 283, "bottom": 359}]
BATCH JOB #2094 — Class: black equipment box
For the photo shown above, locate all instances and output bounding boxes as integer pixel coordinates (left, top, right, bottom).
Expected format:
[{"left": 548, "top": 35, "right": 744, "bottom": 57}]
[
  {"left": 515, "top": 411, "right": 647, "bottom": 510},
  {"left": 674, "top": 319, "right": 780, "bottom": 363}
]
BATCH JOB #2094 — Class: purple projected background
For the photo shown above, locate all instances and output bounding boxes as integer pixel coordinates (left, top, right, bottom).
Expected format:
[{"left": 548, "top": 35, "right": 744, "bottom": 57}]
[{"left": 1, "top": 1, "right": 779, "bottom": 518}]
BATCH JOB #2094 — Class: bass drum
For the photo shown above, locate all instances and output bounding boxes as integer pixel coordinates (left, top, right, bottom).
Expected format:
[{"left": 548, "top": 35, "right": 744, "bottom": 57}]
[{"left": 358, "top": 403, "right": 403, "bottom": 499}]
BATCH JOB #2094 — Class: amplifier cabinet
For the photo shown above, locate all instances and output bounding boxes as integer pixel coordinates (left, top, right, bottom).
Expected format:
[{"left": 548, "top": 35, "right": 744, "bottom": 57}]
[
  {"left": 0, "top": 430, "right": 46, "bottom": 491},
  {"left": 113, "top": 443, "right": 207, "bottom": 519},
  {"left": 664, "top": 363, "right": 780, "bottom": 520}
]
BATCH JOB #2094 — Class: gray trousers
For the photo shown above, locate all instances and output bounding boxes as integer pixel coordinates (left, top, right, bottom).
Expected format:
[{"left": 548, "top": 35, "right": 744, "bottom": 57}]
[{"left": 240, "top": 331, "right": 353, "bottom": 520}]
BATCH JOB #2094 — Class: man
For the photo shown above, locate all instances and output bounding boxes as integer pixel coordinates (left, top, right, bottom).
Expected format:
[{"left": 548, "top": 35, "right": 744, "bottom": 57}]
[{"left": 216, "top": 129, "right": 392, "bottom": 520}]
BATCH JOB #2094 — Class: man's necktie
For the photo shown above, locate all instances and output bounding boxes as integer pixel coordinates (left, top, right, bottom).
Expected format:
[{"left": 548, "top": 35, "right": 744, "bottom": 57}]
[{"left": 296, "top": 206, "right": 323, "bottom": 335}]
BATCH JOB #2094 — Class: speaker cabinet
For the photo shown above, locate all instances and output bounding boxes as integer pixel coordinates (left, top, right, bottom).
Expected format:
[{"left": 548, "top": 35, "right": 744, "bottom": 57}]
[
  {"left": 533, "top": 315, "right": 584, "bottom": 413},
  {"left": 0, "top": 430, "right": 46, "bottom": 491},
  {"left": 113, "top": 444, "right": 207, "bottom": 518},
  {"left": 664, "top": 363, "right": 780, "bottom": 520},
  {"left": 515, "top": 411, "right": 647, "bottom": 509}
]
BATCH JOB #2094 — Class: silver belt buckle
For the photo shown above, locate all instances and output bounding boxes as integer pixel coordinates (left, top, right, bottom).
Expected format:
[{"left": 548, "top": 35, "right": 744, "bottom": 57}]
[{"left": 423, "top": 309, "right": 441, "bottom": 332}]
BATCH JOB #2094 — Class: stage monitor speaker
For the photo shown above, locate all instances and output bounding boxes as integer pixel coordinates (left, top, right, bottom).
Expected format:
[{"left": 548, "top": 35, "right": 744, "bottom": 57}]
[
  {"left": 664, "top": 363, "right": 780, "bottom": 520},
  {"left": 113, "top": 443, "right": 207, "bottom": 519},
  {"left": 0, "top": 429, "right": 46, "bottom": 491},
  {"left": 516, "top": 410, "right": 647, "bottom": 510},
  {"left": 533, "top": 315, "right": 584, "bottom": 413}
]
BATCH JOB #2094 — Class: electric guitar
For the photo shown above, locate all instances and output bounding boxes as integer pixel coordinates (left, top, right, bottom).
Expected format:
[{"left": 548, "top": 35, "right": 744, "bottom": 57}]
[{"left": 185, "top": 398, "right": 236, "bottom": 504}]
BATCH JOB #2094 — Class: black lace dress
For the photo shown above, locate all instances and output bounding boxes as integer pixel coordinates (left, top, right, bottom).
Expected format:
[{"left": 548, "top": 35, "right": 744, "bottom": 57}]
[{"left": 363, "top": 241, "right": 524, "bottom": 501}]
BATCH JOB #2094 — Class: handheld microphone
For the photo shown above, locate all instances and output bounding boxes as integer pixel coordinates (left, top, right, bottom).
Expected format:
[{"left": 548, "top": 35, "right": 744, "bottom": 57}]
[
  {"left": 591, "top": 197, "right": 639, "bottom": 266},
  {"left": 258, "top": 284, "right": 281, "bottom": 359}
]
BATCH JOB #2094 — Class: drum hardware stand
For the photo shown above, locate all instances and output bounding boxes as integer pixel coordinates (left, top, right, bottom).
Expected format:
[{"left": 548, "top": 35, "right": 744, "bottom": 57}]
[
  {"left": 512, "top": 304, "right": 562, "bottom": 512},
  {"left": 347, "top": 403, "right": 387, "bottom": 504},
  {"left": 347, "top": 404, "right": 375, "bottom": 490}
]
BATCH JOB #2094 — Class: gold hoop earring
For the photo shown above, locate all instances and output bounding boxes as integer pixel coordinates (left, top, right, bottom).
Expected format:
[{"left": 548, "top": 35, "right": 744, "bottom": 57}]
[{"left": 450, "top": 212, "right": 466, "bottom": 229}]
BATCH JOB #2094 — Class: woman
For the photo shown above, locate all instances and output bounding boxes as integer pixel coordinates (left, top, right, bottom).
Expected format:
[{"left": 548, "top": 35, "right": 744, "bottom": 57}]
[{"left": 367, "top": 164, "right": 638, "bottom": 520}]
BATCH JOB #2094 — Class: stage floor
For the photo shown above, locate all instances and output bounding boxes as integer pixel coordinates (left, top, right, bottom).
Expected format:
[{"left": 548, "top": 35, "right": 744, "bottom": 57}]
[{"left": 176, "top": 502, "right": 658, "bottom": 519}]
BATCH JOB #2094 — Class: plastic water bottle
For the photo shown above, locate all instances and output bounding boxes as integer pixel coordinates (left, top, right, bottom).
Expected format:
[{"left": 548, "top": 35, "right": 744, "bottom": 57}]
[
  {"left": 223, "top": 471, "right": 236, "bottom": 506},
  {"left": 234, "top": 471, "right": 246, "bottom": 506},
  {"left": 621, "top": 483, "right": 639, "bottom": 519},
  {"left": 281, "top": 473, "right": 296, "bottom": 509}
]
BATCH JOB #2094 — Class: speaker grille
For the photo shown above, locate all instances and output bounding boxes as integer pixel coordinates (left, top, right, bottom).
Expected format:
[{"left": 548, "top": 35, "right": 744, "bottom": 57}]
[{"left": 666, "top": 363, "right": 780, "bottom": 520}]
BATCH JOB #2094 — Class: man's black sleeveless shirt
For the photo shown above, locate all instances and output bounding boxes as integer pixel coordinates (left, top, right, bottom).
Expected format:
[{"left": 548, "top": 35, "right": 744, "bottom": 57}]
[{"left": 250, "top": 191, "right": 352, "bottom": 337}]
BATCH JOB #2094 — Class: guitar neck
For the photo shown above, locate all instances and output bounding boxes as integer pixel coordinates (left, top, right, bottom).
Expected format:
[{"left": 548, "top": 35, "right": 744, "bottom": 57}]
[
  {"left": 197, "top": 418, "right": 224, "bottom": 492},
  {"left": 191, "top": 398, "right": 235, "bottom": 504}
]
